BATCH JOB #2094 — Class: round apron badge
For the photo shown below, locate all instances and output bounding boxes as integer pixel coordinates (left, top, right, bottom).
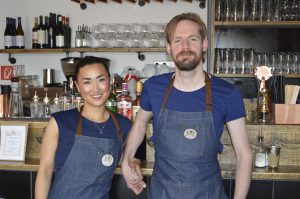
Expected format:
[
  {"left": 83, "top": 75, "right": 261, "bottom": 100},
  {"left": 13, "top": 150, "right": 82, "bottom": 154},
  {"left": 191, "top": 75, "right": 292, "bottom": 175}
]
[
  {"left": 183, "top": 129, "right": 198, "bottom": 139},
  {"left": 102, "top": 154, "right": 114, "bottom": 167}
]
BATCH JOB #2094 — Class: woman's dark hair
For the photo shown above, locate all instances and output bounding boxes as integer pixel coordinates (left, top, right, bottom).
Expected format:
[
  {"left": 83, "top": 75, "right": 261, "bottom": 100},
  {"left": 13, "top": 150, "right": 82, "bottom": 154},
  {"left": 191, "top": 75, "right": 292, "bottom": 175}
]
[{"left": 74, "top": 56, "right": 111, "bottom": 81}]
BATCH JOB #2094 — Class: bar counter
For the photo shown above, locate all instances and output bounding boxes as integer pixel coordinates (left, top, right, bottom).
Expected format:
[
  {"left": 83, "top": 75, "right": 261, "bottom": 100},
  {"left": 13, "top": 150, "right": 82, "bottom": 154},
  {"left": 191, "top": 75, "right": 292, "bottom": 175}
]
[{"left": 1, "top": 160, "right": 300, "bottom": 181}]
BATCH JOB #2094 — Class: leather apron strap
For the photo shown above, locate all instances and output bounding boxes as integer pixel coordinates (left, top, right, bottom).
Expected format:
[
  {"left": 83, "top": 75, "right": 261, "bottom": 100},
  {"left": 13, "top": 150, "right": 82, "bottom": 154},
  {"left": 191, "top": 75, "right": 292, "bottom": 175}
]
[
  {"left": 161, "top": 72, "right": 212, "bottom": 112},
  {"left": 76, "top": 106, "right": 122, "bottom": 140}
]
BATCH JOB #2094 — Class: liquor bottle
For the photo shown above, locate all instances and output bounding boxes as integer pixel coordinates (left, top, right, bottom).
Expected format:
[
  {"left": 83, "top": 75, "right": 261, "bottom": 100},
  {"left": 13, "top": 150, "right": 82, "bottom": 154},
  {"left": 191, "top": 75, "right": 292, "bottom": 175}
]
[
  {"left": 117, "top": 82, "right": 132, "bottom": 120},
  {"left": 11, "top": 65, "right": 20, "bottom": 93},
  {"left": 73, "top": 86, "right": 83, "bottom": 108},
  {"left": 32, "top": 17, "right": 38, "bottom": 49},
  {"left": 48, "top": 13, "right": 55, "bottom": 48},
  {"left": 16, "top": 17, "right": 25, "bottom": 49},
  {"left": 106, "top": 80, "right": 117, "bottom": 112},
  {"left": 257, "top": 79, "right": 272, "bottom": 123},
  {"left": 43, "top": 93, "right": 51, "bottom": 118},
  {"left": 65, "top": 17, "right": 71, "bottom": 48},
  {"left": 11, "top": 18, "right": 17, "bottom": 49},
  {"left": 59, "top": 81, "right": 71, "bottom": 110},
  {"left": 254, "top": 128, "right": 267, "bottom": 168},
  {"left": 50, "top": 93, "right": 61, "bottom": 113},
  {"left": 68, "top": 77, "right": 76, "bottom": 109},
  {"left": 30, "top": 91, "right": 43, "bottom": 118},
  {"left": 132, "top": 80, "right": 142, "bottom": 121},
  {"left": 55, "top": 16, "right": 65, "bottom": 48},
  {"left": 44, "top": 16, "right": 49, "bottom": 48},
  {"left": 37, "top": 15, "right": 46, "bottom": 48},
  {"left": 4, "top": 17, "right": 12, "bottom": 49}
]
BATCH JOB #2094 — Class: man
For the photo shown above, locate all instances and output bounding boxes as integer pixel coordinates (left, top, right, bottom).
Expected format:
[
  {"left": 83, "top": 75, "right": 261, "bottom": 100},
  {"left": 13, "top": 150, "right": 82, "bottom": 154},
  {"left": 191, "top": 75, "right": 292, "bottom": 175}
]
[{"left": 121, "top": 13, "right": 252, "bottom": 199}]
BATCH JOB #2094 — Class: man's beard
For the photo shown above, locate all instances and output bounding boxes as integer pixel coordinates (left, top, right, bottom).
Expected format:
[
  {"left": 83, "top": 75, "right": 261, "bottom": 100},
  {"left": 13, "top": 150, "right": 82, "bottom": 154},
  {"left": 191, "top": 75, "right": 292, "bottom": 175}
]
[{"left": 174, "top": 50, "right": 202, "bottom": 71}]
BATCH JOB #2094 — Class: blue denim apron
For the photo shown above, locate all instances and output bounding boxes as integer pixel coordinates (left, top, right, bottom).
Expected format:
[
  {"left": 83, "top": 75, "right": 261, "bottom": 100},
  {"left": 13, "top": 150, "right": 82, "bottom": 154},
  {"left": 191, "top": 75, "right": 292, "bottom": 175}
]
[
  {"left": 149, "top": 72, "right": 228, "bottom": 199},
  {"left": 48, "top": 107, "right": 122, "bottom": 199}
]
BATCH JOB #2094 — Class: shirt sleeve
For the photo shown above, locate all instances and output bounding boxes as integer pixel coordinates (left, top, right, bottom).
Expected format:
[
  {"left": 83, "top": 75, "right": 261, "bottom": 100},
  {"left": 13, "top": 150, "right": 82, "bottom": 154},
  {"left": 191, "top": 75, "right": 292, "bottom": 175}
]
[
  {"left": 140, "top": 79, "right": 152, "bottom": 111},
  {"left": 225, "top": 87, "right": 246, "bottom": 122}
]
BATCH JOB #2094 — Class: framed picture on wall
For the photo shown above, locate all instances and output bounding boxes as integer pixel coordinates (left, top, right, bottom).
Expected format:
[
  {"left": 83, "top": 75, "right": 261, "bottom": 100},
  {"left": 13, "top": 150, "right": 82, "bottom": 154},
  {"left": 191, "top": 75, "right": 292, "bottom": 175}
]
[{"left": 0, "top": 124, "right": 28, "bottom": 161}]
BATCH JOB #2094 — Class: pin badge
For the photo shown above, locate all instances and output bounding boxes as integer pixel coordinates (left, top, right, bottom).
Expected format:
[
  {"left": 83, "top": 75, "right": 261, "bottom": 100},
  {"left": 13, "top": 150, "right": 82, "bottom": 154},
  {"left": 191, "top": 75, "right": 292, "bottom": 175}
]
[
  {"left": 102, "top": 154, "right": 114, "bottom": 167},
  {"left": 184, "top": 129, "right": 197, "bottom": 139}
]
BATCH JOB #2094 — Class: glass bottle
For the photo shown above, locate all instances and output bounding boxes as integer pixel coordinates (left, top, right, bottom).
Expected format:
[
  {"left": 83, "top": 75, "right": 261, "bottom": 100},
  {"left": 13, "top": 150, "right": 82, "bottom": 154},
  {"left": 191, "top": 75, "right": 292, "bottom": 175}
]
[
  {"left": 11, "top": 18, "right": 16, "bottom": 49},
  {"left": 132, "top": 80, "right": 142, "bottom": 121},
  {"left": 32, "top": 17, "right": 38, "bottom": 49},
  {"left": 68, "top": 77, "right": 76, "bottom": 109},
  {"left": 30, "top": 91, "right": 43, "bottom": 118},
  {"left": 50, "top": 93, "right": 61, "bottom": 113},
  {"left": 4, "top": 17, "right": 13, "bottom": 49},
  {"left": 37, "top": 15, "right": 46, "bottom": 48},
  {"left": 255, "top": 128, "right": 267, "bottom": 168},
  {"left": 117, "top": 82, "right": 132, "bottom": 120},
  {"left": 59, "top": 81, "right": 71, "bottom": 111},
  {"left": 43, "top": 93, "right": 51, "bottom": 118},
  {"left": 257, "top": 79, "right": 272, "bottom": 123},
  {"left": 106, "top": 80, "right": 117, "bottom": 112},
  {"left": 55, "top": 16, "right": 65, "bottom": 48},
  {"left": 16, "top": 17, "right": 25, "bottom": 49}
]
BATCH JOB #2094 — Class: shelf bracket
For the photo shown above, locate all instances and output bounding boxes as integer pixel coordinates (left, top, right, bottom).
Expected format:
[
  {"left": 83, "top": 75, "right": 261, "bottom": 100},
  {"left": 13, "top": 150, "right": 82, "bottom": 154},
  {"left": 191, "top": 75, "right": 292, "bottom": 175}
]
[
  {"left": 8, "top": 53, "right": 16, "bottom": 64},
  {"left": 137, "top": 52, "right": 145, "bottom": 61}
]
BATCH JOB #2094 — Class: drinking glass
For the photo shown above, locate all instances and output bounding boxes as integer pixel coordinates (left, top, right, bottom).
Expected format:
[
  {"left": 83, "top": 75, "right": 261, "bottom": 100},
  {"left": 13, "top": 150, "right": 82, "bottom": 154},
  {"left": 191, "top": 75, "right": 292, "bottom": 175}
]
[
  {"left": 214, "top": 48, "right": 223, "bottom": 74},
  {"left": 223, "top": 48, "right": 231, "bottom": 74},
  {"left": 250, "top": 0, "right": 258, "bottom": 21},
  {"left": 215, "top": 0, "right": 224, "bottom": 21}
]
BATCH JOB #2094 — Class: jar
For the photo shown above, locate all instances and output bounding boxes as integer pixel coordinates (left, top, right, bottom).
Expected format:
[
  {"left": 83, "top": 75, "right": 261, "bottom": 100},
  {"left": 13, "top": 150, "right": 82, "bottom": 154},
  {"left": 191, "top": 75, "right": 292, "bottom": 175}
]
[{"left": 267, "top": 145, "right": 281, "bottom": 168}]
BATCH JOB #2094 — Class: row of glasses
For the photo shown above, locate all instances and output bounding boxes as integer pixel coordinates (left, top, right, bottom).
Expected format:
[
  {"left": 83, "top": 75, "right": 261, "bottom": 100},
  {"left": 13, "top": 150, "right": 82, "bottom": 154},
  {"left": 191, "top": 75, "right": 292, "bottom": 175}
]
[
  {"left": 91, "top": 23, "right": 166, "bottom": 48},
  {"left": 214, "top": 48, "right": 300, "bottom": 75},
  {"left": 215, "top": 0, "right": 300, "bottom": 21}
]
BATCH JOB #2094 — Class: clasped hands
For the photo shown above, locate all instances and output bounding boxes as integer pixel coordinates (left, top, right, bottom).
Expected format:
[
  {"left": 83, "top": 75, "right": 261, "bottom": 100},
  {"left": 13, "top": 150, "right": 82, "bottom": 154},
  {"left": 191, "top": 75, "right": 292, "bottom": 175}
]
[{"left": 121, "top": 158, "right": 146, "bottom": 195}]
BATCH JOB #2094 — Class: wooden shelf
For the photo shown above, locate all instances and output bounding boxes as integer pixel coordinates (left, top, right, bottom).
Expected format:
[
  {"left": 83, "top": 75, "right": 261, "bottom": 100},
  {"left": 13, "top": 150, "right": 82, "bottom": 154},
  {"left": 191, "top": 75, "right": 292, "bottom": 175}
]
[
  {"left": 214, "top": 21, "right": 300, "bottom": 29},
  {"left": 0, "top": 47, "right": 166, "bottom": 54},
  {"left": 214, "top": 74, "right": 300, "bottom": 78}
]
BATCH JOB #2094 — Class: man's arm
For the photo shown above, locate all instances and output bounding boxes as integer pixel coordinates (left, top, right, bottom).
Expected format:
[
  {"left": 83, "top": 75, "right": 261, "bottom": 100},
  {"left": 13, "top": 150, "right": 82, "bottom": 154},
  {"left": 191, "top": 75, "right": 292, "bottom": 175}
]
[
  {"left": 226, "top": 117, "right": 252, "bottom": 199},
  {"left": 121, "top": 108, "right": 153, "bottom": 195}
]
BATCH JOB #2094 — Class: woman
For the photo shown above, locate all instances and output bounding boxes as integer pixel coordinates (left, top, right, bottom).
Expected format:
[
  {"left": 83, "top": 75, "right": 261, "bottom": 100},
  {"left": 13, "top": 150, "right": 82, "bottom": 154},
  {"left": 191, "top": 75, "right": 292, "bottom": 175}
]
[{"left": 35, "top": 56, "right": 131, "bottom": 199}]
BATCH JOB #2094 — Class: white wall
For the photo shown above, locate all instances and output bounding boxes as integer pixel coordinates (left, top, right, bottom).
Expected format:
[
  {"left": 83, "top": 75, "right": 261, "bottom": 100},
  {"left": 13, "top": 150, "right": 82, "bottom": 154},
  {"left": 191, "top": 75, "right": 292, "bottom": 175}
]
[{"left": 0, "top": 0, "right": 208, "bottom": 85}]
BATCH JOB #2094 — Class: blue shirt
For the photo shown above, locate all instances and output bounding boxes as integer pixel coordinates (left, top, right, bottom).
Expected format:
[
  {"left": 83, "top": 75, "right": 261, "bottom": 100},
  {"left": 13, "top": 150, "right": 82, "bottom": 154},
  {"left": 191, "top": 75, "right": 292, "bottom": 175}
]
[
  {"left": 140, "top": 72, "right": 245, "bottom": 152},
  {"left": 52, "top": 108, "right": 131, "bottom": 173}
]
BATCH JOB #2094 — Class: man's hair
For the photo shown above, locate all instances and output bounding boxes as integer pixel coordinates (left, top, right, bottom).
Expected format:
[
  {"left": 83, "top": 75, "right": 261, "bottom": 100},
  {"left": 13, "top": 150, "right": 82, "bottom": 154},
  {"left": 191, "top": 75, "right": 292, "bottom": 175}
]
[
  {"left": 74, "top": 56, "right": 110, "bottom": 81},
  {"left": 165, "top": 12, "right": 207, "bottom": 44}
]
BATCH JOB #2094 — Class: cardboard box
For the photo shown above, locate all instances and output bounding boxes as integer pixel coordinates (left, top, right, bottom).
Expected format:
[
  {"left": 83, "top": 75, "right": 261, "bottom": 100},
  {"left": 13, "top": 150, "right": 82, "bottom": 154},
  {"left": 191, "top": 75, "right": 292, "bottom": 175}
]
[{"left": 274, "top": 104, "right": 300, "bottom": 124}]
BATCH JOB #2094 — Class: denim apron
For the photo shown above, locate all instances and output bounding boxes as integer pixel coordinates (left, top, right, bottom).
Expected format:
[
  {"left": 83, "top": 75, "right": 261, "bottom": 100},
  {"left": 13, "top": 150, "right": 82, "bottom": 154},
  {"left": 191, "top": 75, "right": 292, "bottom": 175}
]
[
  {"left": 149, "top": 72, "right": 228, "bottom": 199},
  {"left": 48, "top": 107, "right": 122, "bottom": 199}
]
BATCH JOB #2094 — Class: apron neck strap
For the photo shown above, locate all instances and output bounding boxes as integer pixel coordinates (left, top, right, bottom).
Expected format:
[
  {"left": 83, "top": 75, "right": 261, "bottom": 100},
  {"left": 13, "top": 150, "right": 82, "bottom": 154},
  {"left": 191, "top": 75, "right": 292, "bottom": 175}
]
[
  {"left": 76, "top": 106, "right": 123, "bottom": 140},
  {"left": 161, "top": 72, "right": 212, "bottom": 112}
]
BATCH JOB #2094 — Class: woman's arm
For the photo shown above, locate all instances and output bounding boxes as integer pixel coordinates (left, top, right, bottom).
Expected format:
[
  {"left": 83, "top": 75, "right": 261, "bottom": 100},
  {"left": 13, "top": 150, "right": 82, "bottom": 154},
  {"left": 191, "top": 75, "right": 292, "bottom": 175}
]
[
  {"left": 35, "top": 117, "right": 59, "bottom": 199},
  {"left": 227, "top": 117, "right": 252, "bottom": 199}
]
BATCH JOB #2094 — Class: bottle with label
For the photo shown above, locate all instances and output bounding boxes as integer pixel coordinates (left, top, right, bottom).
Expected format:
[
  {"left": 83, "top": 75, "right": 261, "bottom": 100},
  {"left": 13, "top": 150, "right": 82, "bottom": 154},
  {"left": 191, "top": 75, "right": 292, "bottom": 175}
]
[
  {"left": 37, "top": 15, "right": 46, "bottom": 48},
  {"left": 59, "top": 81, "right": 71, "bottom": 110},
  {"left": 11, "top": 18, "right": 17, "bottom": 48},
  {"left": 11, "top": 65, "right": 20, "bottom": 93},
  {"left": 16, "top": 17, "right": 25, "bottom": 49},
  {"left": 32, "top": 17, "right": 38, "bottom": 49},
  {"left": 48, "top": 13, "right": 55, "bottom": 48},
  {"left": 4, "top": 17, "right": 13, "bottom": 49},
  {"left": 50, "top": 93, "right": 61, "bottom": 113},
  {"left": 257, "top": 79, "right": 272, "bottom": 123},
  {"left": 44, "top": 16, "right": 49, "bottom": 48},
  {"left": 255, "top": 128, "right": 267, "bottom": 168},
  {"left": 65, "top": 17, "right": 71, "bottom": 48},
  {"left": 43, "top": 93, "right": 51, "bottom": 118},
  {"left": 132, "top": 80, "right": 142, "bottom": 121},
  {"left": 30, "top": 91, "right": 43, "bottom": 118},
  {"left": 106, "top": 80, "right": 117, "bottom": 112},
  {"left": 117, "top": 82, "right": 132, "bottom": 120},
  {"left": 55, "top": 16, "right": 65, "bottom": 48}
]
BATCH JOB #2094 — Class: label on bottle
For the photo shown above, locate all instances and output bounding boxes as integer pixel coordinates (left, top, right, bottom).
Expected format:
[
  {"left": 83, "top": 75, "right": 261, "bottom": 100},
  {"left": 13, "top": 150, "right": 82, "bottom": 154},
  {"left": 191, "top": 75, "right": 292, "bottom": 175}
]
[
  {"left": 117, "top": 101, "right": 132, "bottom": 120},
  {"left": 255, "top": 152, "right": 266, "bottom": 167},
  {"left": 4, "top": 36, "right": 13, "bottom": 47},
  {"left": 32, "top": 32, "right": 37, "bottom": 43},
  {"left": 56, "top": 35, "right": 64, "bottom": 47},
  {"left": 16, "top": 36, "right": 25, "bottom": 47},
  {"left": 37, "top": 30, "right": 46, "bottom": 44}
]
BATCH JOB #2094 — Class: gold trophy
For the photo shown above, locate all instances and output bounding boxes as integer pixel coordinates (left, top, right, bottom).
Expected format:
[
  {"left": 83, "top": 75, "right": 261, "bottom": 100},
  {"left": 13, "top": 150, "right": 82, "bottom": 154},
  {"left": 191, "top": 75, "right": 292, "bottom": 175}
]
[{"left": 255, "top": 66, "right": 273, "bottom": 123}]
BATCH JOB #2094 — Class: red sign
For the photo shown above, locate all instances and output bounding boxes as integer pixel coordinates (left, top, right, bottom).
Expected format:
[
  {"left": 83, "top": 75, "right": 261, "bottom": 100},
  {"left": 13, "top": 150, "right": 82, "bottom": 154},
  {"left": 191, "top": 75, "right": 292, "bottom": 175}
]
[{"left": 1, "top": 66, "right": 13, "bottom": 80}]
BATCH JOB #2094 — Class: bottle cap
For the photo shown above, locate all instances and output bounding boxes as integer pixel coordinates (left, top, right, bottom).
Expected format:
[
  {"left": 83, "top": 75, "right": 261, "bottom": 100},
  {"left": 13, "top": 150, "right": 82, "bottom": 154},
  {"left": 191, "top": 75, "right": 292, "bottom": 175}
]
[
  {"left": 33, "top": 91, "right": 39, "bottom": 102},
  {"left": 43, "top": 93, "right": 50, "bottom": 104},
  {"left": 53, "top": 93, "right": 59, "bottom": 104}
]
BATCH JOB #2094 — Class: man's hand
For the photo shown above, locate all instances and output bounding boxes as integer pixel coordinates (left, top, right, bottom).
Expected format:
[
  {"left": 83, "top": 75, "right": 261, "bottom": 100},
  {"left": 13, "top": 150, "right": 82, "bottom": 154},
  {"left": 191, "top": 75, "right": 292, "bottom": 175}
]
[{"left": 121, "top": 158, "right": 146, "bottom": 195}]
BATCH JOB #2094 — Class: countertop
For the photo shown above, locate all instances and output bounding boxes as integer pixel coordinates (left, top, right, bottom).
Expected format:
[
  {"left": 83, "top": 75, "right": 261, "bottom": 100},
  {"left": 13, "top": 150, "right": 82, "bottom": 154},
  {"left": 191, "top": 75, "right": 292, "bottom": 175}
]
[{"left": 1, "top": 161, "right": 300, "bottom": 180}]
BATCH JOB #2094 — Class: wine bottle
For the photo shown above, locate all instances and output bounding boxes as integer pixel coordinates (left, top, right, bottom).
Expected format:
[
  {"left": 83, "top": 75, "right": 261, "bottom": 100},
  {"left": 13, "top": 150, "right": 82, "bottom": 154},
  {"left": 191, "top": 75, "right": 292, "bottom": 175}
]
[
  {"left": 117, "top": 82, "right": 132, "bottom": 120},
  {"left": 4, "top": 17, "right": 12, "bottom": 49},
  {"left": 11, "top": 18, "right": 17, "bottom": 49},
  {"left": 32, "top": 17, "right": 38, "bottom": 49},
  {"left": 55, "top": 16, "right": 65, "bottom": 48},
  {"left": 65, "top": 17, "right": 71, "bottom": 48},
  {"left": 44, "top": 16, "right": 49, "bottom": 48},
  {"left": 48, "top": 13, "right": 55, "bottom": 48},
  {"left": 37, "top": 15, "right": 46, "bottom": 48},
  {"left": 16, "top": 17, "right": 25, "bottom": 49}
]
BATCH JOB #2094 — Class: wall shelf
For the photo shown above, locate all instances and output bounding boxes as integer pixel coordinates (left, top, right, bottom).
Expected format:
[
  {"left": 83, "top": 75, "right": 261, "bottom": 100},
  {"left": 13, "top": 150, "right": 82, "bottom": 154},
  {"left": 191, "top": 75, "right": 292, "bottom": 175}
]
[{"left": 214, "top": 21, "right": 300, "bottom": 29}]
